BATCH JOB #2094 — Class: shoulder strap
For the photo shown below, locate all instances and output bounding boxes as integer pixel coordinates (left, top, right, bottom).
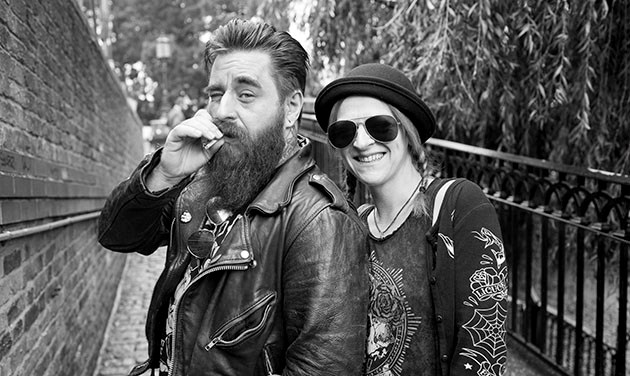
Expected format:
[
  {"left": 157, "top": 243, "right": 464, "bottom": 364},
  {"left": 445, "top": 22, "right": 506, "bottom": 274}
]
[
  {"left": 432, "top": 179, "right": 456, "bottom": 226},
  {"left": 357, "top": 203, "right": 374, "bottom": 219}
]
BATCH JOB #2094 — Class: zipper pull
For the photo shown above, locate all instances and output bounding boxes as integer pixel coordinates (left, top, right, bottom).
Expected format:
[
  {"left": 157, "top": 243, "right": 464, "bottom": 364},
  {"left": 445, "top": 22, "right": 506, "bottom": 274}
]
[{"left": 205, "top": 337, "right": 220, "bottom": 351}]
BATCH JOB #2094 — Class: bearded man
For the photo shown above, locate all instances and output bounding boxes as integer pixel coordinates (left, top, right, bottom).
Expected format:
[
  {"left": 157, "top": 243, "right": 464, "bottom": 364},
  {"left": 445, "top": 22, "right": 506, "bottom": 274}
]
[{"left": 98, "top": 19, "right": 368, "bottom": 376}]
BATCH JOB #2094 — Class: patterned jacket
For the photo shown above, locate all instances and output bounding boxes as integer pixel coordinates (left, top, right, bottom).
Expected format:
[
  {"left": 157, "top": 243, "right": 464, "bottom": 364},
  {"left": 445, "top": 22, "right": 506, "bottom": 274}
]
[{"left": 425, "top": 178, "right": 509, "bottom": 376}]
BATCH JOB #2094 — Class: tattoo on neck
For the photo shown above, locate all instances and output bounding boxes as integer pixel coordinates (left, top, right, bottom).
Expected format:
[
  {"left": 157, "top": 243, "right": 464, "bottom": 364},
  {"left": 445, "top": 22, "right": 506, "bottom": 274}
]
[{"left": 279, "top": 129, "right": 299, "bottom": 165}]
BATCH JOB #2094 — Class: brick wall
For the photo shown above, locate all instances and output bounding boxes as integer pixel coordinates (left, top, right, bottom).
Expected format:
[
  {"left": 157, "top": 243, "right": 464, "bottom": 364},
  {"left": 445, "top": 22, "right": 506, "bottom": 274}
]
[{"left": 0, "top": 0, "right": 143, "bottom": 375}]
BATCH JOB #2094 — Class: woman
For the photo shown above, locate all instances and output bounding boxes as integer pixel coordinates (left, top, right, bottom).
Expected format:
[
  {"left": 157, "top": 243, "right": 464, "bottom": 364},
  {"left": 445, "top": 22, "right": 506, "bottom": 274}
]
[{"left": 315, "top": 64, "right": 508, "bottom": 376}]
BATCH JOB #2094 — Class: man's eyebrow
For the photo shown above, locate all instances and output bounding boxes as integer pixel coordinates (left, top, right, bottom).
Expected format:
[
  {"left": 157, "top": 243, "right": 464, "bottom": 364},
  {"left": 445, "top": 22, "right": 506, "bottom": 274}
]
[
  {"left": 234, "top": 75, "right": 262, "bottom": 89},
  {"left": 203, "top": 75, "right": 261, "bottom": 94},
  {"left": 203, "top": 83, "right": 222, "bottom": 94}
]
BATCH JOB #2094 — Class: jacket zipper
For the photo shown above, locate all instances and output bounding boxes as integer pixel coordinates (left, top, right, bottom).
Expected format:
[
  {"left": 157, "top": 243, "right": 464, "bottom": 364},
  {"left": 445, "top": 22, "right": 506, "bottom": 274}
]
[
  {"left": 168, "top": 203, "right": 253, "bottom": 376},
  {"left": 165, "top": 217, "right": 176, "bottom": 376},
  {"left": 168, "top": 261, "right": 253, "bottom": 376},
  {"left": 204, "top": 292, "right": 275, "bottom": 351}
]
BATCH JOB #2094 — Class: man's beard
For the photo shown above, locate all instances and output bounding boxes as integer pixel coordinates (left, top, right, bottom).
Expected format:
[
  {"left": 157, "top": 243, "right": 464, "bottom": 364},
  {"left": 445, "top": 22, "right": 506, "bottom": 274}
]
[{"left": 207, "top": 111, "right": 285, "bottom": 213}]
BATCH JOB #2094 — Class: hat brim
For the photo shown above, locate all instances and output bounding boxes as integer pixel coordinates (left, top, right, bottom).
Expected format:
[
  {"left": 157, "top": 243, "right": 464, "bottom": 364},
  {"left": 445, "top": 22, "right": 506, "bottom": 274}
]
[{"left": 314, "top": 76, "right": 435, "bottom": 143}]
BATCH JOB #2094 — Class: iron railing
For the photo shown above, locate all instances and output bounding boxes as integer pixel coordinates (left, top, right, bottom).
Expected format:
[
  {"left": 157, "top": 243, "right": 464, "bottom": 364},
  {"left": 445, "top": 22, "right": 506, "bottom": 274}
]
[{"left": 300, "top": 103, "right": 629, "bottom": 376}]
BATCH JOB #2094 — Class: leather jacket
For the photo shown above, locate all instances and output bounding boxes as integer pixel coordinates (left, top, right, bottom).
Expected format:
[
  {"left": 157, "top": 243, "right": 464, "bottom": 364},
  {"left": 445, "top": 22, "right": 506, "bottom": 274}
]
[{"left": 98, "top": 142, "right": 369, "bottom": 376}]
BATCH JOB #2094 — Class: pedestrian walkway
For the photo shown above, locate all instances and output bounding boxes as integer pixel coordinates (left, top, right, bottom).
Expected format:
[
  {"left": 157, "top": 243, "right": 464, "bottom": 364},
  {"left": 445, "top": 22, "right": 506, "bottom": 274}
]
[
  {"left": 94, "top": 247, "right": 559, "bottom": 376},
  {"left": 93, "top": 249, "right": 166, "bottom": 376}
]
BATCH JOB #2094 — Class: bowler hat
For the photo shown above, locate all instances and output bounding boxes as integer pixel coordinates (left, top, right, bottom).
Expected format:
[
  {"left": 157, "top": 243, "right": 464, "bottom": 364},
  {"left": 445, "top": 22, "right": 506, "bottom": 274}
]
[{"left": 315, "top": 63, "right": 435, "bottom": 143}]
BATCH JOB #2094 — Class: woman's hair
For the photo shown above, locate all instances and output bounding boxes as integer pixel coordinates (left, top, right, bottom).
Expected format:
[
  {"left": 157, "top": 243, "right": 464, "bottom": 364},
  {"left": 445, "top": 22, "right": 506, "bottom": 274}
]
[
  {"left": 328, "top": 98, "right": 439, "bottom": 217},
  {"left": 388, "top": 104, "right": 439, "bottom": 217}
]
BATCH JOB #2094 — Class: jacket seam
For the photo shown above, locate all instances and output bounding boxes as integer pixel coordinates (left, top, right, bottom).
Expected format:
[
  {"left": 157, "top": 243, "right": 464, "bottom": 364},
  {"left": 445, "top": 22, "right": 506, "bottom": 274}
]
[
  {"left": 453, "top": 201, "right": 495, "bottom": 232},
  {"left": 285, "top": 203, "right": 330, "bottom": 253}
]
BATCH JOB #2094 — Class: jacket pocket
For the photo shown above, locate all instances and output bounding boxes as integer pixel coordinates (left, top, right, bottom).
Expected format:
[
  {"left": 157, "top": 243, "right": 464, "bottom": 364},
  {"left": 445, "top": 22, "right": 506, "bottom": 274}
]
[{"left": 205, "top": 291, "right": 276, "bottom": 351}]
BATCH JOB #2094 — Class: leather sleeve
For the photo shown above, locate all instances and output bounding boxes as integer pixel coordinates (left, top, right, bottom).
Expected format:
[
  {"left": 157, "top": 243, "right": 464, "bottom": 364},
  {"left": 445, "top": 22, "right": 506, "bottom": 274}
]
[
  {"left": 97, "top": 151, "right": 188, "bottom": 255},
  {"left": 449, "top": 181, "right": 508, "bottom": 376},
  {"left": 282, "top": 207, "right": 369, "bottom": 376}
]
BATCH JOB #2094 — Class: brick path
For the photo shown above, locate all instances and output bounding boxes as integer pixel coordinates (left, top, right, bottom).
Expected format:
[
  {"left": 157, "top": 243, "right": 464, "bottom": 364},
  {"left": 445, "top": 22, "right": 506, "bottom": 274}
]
[
  {"left": 93, "top": 247, "right": 558, "bottom": 376},
  {"left": 93, "top": 249, "right": 166, "bottom": 376}
]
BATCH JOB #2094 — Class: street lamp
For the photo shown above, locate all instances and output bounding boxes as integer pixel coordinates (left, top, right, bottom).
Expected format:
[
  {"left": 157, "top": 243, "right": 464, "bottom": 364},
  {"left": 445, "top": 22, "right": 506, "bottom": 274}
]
[{"left": 156, "top": 34, "right": 171, "bottom": 116}]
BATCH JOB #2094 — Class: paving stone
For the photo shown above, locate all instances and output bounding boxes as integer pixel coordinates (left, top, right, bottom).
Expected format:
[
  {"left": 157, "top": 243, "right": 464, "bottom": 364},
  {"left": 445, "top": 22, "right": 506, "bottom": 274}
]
[{"left": 93, "top": 248, "right": 165, "bottom": 376}]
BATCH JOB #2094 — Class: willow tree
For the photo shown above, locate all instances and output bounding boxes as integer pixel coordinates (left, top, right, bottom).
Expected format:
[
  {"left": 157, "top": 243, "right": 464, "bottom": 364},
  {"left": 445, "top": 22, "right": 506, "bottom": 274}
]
[
  {"left": 110, "top": 0, "right": 270, "bottom": 122},
  {"left": 298, "top": 0, "right": 630, "bottom": 174}
]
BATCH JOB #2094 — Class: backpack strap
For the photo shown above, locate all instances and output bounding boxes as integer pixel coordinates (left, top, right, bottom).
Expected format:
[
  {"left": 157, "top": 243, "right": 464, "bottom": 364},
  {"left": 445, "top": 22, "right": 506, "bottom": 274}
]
[
  {"left": 432, "top": 179, "right": 456, "bottom": 226},
  {"left": 357, "top": 203, "right": 374, "bottom": 219}
]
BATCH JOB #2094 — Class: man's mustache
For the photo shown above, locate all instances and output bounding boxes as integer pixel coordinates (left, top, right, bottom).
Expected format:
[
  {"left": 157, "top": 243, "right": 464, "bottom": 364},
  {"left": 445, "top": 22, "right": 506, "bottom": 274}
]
[{"left": 215, "top": 120, "right": 246, "bottom": 139}]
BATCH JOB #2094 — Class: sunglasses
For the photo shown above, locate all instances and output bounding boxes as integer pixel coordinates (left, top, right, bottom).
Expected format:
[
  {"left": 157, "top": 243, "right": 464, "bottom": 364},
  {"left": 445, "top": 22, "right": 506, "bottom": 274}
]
[
  {"left": 187, "top": 209, "right": 234, "bottom": 260},
  {"left": 327, "top": 115, "right": 399, "bottom": 149}
]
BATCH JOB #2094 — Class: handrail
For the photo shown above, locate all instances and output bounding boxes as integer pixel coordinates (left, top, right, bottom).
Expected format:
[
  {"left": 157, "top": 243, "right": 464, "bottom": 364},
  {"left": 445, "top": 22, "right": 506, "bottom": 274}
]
[
  {"left": 0, "top": 211, "right": 101, "bottom": 242},
  {"left": 426, "top": 138, "right": 630, "bottom": 184},
  {"left": 488, "top": 194, "right": 630, "bottom": 244}
]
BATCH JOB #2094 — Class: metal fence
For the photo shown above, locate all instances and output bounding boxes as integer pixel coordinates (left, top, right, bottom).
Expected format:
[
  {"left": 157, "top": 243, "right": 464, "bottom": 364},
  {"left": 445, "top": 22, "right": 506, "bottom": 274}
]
[{"left": 300, "top": 102, "right": 629, "bottom": 376}]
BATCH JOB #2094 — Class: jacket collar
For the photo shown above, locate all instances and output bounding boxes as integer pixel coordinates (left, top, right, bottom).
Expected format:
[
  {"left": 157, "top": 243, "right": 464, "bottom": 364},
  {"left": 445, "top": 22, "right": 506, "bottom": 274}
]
[{"left": 246, "top": 138, "right": 315, "bottom": 215}]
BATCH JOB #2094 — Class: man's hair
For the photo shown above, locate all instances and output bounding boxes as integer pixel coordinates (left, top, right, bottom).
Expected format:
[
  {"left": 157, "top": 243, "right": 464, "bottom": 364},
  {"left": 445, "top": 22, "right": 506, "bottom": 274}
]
[{"left": 204, "top": 18, "right": 310, "bottom": 100}]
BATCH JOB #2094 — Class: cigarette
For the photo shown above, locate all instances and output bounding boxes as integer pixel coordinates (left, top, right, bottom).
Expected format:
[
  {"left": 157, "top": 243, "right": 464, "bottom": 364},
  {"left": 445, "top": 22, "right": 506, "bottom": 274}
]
[{"left": 202, "top": 138, "right": 218, "bottom": 150}]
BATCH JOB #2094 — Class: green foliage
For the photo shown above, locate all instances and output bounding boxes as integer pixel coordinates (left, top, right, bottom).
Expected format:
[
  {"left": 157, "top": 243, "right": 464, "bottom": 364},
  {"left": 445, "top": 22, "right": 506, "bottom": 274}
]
[
  {"left": 110, "top": 0, "right": 263, "bottom": 121},
  {"left": 304, "top": 0, "right": 395, "bottom": 90},
  {"left": 306, "top": 0, "right": 630, "bottom": 174}
]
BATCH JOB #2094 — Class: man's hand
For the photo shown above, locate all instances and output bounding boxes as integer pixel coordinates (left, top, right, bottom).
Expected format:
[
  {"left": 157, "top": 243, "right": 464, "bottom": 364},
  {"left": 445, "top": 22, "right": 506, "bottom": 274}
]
[{"left": 146, "top": 109, "right": 225, "bottom": 192}]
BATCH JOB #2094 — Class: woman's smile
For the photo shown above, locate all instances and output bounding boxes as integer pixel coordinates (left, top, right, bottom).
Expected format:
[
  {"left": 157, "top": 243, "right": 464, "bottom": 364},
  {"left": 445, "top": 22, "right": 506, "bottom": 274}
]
[{"left": 355, "top": 152, "right": 385, "bottom": 163}]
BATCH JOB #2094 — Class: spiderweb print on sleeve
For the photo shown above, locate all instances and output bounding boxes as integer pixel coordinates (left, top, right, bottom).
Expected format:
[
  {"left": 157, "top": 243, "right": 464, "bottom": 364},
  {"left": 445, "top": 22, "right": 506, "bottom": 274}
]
[{"left": 460, "top": 302, "right": 507, "bottom": 376}]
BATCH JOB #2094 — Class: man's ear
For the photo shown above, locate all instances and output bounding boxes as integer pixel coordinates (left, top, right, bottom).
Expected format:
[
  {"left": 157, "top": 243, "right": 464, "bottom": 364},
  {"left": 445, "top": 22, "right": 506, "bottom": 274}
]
[{"left": 284, "top": 90, "right": 304, "bottom": 129}]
